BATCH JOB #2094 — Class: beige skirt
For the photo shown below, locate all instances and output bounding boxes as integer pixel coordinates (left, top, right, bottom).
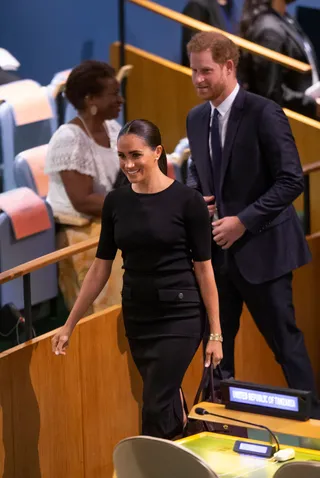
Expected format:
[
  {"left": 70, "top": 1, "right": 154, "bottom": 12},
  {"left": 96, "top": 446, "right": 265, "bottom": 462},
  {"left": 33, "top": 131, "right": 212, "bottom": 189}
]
[{"left": 57, "top": 219, "right": 123, "bottom": 315}]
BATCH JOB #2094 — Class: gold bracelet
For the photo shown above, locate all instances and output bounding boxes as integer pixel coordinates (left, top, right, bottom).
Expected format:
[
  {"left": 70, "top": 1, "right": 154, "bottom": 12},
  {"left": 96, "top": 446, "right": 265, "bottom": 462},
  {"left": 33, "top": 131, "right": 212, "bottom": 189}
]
[{"left": 209, "top": 333, "right": 223, "bottom": 342}]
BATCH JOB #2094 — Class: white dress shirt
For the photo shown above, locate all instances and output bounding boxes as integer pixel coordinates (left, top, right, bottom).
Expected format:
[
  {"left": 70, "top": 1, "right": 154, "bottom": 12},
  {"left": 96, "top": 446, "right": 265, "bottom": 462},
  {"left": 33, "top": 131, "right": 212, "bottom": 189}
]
[
  {"left": 209, "top": 83, "right": 240, "bottom": 159},
  {"left": 208, "top": 83, "right": 240, "bottom": 219}
]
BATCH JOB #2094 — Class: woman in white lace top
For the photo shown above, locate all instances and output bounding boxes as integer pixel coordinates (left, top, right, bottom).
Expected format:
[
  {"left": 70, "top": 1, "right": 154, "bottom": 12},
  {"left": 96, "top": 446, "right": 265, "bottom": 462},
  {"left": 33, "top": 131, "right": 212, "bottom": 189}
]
[
  {"left": 45, "top": 60, "right": 125, "bottom": 313},
  {"left": 46, "top": 60, "right": 124, "bottom": 218}
]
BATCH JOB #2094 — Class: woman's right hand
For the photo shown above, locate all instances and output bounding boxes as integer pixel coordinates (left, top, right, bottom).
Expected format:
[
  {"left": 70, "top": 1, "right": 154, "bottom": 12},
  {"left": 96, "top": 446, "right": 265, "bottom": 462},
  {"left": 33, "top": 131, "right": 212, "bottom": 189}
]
[
  {"left": 205, "top": 339, "right": 223, "bottom": 368},
  {"left": 52, "top": 325, "right": 72, "bottom": 356}
]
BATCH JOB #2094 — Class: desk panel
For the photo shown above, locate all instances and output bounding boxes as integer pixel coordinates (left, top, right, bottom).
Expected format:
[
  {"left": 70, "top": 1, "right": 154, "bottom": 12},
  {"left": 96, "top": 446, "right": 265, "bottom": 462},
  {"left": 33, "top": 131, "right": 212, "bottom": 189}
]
[{"left": 180, "top": 433, "right": 320, "bottom": 478}]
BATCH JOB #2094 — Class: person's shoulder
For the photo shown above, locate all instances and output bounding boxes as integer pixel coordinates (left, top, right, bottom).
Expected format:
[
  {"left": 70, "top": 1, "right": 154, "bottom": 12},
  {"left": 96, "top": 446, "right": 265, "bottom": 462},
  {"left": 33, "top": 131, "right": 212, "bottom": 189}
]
[
  {"left": 243, "top": 90, "right": 281, "bottom": 114},
  {"left": 173, "top": 181, "right": 204, "bottom": 203},
  {"left": 182, "top": 0, "right": 207, "bottom": 14},
  {"left": 242, "top": 91, "right": 287, "bottom": 133},
  {"left": 252, "top": 11, "right": 285, "bottom": 39},
  {"left": 48, "top": 124, "right": 87, "bottom": 149},
  {"left": 108, "top": 184, "right": 131, "bottom": 199},
  {"left": 103, "top": 185, "right": 131, "bottom": 211},
  {"left": 187, "top": 102, "right": 210, "bottom": 122}
]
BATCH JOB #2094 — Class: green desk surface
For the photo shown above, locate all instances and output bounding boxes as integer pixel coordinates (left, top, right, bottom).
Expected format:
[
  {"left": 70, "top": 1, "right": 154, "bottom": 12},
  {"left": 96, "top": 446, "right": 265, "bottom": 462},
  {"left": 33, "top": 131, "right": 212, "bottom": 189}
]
[{"left": 178, "top": 433, "right": 320, "bottom": 478}]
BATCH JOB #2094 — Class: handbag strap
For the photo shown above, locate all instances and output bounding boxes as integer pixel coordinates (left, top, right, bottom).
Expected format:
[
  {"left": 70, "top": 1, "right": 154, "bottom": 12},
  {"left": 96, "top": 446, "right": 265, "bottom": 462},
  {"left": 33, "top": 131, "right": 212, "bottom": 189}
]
[{"left": 193, "top": 364, "right": 223, "bottom": 406}]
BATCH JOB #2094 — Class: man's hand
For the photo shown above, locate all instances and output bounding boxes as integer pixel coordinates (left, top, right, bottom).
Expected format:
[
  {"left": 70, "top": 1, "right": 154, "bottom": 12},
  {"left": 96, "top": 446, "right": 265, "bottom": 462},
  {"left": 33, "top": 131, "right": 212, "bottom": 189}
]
[
  {"left": 212, "top": 216, "right": 246, "bottom": 249},
  {"left": 203, "top": 196, "right": 216, "bottom": 217}
]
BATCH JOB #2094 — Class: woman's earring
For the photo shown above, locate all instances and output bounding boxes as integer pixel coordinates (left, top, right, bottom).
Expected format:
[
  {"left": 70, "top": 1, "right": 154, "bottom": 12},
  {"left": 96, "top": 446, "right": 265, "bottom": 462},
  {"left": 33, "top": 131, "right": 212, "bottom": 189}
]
[{"left": 90, "top": 105, "right": 98, "bottom": 116}]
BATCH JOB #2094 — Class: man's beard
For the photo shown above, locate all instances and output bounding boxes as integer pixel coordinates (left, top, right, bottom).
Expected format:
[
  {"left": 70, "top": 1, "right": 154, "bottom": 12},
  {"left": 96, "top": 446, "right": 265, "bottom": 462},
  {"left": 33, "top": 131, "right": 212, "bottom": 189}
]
[{"left": 210, "top": 82, "right": 225, "bottom": 101}]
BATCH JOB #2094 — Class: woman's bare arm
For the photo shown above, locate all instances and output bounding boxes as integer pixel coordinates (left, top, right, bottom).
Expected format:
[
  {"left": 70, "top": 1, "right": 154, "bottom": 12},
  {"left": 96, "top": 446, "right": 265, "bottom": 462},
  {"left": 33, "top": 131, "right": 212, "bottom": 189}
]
[
  {"left": 194, "top": 260, "right": 220, "bottom": 335},
  {"left": 64, "top": 258, "right": 113, "bottom": 333},
  {"left": 194, "top": 260, "right": 222, "bottom": 367},
  {"left": 60, "top": 170, "right": 105, "bottom": 216}
]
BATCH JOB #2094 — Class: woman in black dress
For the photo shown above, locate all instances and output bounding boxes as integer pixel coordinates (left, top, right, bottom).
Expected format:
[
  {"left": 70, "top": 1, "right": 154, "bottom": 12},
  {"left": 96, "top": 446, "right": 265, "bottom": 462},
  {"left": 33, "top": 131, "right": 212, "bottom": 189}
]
[{"left": 52, "top": 119, "right": 222, "bottom": 439}]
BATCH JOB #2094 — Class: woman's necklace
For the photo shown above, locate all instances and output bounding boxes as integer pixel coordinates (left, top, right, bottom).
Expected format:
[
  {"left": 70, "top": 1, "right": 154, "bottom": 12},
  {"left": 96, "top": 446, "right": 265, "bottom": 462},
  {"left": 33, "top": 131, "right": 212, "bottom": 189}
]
[{"left": 77, "top": 115, "right": 110, "bottom": 146}]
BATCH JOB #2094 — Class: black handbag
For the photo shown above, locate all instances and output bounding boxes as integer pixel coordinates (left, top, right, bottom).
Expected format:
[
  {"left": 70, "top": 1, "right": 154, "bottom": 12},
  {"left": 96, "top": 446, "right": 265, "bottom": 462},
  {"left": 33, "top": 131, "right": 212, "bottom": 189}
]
[{"left": 184, "top": 364, "right": 248, "bottom": 438}]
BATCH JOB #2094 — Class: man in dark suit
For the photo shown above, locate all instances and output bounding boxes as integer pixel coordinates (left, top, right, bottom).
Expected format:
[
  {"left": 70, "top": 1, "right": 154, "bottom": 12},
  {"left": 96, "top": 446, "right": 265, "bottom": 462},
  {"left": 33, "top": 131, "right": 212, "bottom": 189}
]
[
  {"left": 238, "top": 0, "right": 320, "bottom": 119},
  {"left": 181, "top": 0, "right": 233, "bottom": 67},
  {"left": 186, "top": 31, "right": 319, "bottom": 413}
]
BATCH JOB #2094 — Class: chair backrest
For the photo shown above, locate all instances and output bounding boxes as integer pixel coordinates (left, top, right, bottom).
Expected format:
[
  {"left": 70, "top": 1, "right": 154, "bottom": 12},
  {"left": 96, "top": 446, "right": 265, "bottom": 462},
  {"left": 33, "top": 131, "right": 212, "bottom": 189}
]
[
  {"left": 273, "top": 461, "right": 320, "bottom": 478},
  {"left": 113, "top": 436, "right": 218, "bottom": 478},
  {"left": 0, "top": 200, "right": 57, "bottom": 309},
  {"left": 14, "top": 144, "right": 91, "bottom": 227},
  {"left": 0, "top": 81, "right": 57, "bottom": 191},
  {"left": 14, "top": 144, "right": 49, "bottom": 197}
]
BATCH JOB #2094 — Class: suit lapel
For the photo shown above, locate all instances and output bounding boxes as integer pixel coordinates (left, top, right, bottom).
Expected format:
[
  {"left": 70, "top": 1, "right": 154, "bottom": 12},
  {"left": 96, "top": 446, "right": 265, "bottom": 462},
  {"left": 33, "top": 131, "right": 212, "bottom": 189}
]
[
  {"left": 220, "top": 88, "right": 245, "bottom": 193},
  {"left": 197, "top": 102, "right": 215, "bottom": 195}
]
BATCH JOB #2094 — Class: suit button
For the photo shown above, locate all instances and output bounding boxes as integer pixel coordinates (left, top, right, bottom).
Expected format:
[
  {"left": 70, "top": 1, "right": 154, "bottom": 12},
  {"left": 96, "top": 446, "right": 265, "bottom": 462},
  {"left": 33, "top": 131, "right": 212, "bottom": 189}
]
[{"left": 178, "top": 292, "right": 184, "bottom": 300}]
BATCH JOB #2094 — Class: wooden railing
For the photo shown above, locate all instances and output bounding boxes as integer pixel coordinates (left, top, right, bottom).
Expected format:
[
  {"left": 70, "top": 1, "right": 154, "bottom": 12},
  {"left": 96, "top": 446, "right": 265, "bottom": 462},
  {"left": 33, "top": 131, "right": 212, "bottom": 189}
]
[
  {"left": 127, "top": 0, "right": 311, "bottom": 73},
  {"left": 0, "top": 237, "right": 99, "bottom": 285},
  {"left": 303, "top": 161, "right": 320, "bottom": 176},
  {"left": 0, "top": 236, "right": 99, "bottom": 339}
]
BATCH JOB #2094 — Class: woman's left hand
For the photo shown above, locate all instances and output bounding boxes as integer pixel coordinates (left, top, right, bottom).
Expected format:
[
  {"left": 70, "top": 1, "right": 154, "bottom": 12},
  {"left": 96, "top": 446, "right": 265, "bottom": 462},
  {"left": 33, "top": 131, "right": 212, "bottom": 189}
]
[{"left": 205, "top": 340, "right": 223, "bottom": 368}]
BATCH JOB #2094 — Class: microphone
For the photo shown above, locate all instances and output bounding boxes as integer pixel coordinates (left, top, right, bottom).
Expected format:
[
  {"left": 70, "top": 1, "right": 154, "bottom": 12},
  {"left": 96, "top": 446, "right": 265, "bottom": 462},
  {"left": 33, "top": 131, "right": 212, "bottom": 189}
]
[{"left": 195, "top": 407, "right": 280, "bottom": 451}]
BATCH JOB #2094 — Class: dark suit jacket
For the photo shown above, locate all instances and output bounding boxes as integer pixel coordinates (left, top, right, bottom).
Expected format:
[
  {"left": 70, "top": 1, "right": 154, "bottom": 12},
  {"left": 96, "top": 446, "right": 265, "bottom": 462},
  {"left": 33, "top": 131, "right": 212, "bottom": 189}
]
[
  {"left": 238, "top": 8, "right": 319, "bottom": 119},
  {"left": 187, "top": 88, "right": 311, "bottom": 284},
  {"left": 181, "top": 0, "right": 227, "bottom": 67}
]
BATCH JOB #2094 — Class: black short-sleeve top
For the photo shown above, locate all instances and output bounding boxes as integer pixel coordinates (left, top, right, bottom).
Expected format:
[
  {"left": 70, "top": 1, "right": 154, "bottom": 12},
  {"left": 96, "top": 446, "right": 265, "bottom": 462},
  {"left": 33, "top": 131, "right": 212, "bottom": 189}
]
[{"left": 96, "top": 181, "right": 211, "bottom": 274}]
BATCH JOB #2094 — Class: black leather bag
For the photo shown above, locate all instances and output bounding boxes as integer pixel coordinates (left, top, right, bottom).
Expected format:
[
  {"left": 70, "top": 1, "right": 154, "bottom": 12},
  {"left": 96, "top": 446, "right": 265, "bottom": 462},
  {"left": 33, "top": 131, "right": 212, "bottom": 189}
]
[{"left": 184, "top": 364, "right": 248, "bottom": 438}]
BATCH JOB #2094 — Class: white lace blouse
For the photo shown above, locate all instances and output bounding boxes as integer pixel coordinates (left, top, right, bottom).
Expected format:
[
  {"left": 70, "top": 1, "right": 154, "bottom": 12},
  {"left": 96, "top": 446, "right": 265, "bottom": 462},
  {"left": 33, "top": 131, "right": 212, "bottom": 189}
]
[{"left": 45, "top": 120, "right": 121, "bottom": 218}]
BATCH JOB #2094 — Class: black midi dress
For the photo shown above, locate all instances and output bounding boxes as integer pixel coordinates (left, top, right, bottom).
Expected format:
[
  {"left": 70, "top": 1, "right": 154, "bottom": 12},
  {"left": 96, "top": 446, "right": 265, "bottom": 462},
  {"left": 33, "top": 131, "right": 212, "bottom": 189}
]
[{"left": 96, "top": 181, "right": 212, "bottom": 438}]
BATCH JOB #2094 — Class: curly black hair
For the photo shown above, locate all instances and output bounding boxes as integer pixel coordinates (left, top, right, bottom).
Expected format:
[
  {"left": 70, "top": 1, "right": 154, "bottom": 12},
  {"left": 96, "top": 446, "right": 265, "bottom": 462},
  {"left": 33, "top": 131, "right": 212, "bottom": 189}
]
[{"left": 65, "top": 60, "right": 115, "bottom": 111}]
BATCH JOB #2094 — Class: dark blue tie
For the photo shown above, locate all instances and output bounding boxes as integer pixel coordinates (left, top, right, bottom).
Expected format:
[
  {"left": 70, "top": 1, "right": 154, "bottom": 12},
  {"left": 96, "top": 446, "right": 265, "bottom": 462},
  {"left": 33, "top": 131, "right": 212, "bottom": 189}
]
[{"left": 211, "top": 108, "right": 222, "bottom": 210}]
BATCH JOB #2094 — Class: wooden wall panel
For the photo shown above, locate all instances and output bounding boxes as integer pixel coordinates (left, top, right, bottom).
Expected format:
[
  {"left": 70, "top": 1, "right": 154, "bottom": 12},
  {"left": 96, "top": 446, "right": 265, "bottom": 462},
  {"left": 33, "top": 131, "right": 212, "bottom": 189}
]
[
  {"left": 9, "top": 329, "right": 84, "bottom": 478},
  {"left": 235, "top": 306, "right": 286, "bottom": 388},
  {"left": 182, "top": 344, "right": 203, "bottom": 410},
  {"left": 293, "top": 235, "right": 320, "bottom": 390},
  {"left": 110, "top": 43, "right": 320, "bottom": 233},
  {"left": 0, "top": 356, "right": 14, "bottom": 478},
  {"left": 79, "top": 307, "right": 142, "bottom": 478},
  {"left": 33, "top": 330, "right": 84, "bottom": 478}
]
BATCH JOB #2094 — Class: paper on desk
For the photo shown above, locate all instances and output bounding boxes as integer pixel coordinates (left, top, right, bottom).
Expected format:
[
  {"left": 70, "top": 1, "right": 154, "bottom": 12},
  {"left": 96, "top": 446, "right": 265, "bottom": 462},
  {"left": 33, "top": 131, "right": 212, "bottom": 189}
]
[
  {"left": 305, "top": 81, "right": 320, "bottom": 99},
  {"left": 0, "top": 48, "right": 20, "bottom": 71}
]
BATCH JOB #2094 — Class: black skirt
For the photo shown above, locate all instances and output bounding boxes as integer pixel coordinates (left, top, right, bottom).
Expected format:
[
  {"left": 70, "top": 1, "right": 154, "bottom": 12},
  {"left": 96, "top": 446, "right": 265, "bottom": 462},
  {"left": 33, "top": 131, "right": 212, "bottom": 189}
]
[{"left": 122, "top": 271, "right": 206, "bottom": 438}]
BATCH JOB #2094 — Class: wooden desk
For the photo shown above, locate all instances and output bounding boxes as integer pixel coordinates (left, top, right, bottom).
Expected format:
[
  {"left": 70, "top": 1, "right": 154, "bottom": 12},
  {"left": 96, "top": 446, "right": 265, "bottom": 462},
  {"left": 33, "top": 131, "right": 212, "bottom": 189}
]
[{"left": 179, "top": 432, "right": 320, "bottom": 478}]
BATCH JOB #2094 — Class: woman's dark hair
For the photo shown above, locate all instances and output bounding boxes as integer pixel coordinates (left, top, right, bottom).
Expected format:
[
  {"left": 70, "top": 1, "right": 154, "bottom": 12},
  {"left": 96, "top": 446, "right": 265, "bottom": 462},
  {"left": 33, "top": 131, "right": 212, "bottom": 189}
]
[
  {"left": 65, "top": 60, "right": 115, "bottom": 111},
  {"left": 239, "top": 0, "right": 271, "bottom": 37},
  {"left": 118, "top": 119, "right": 168, "bottom": 175}
]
